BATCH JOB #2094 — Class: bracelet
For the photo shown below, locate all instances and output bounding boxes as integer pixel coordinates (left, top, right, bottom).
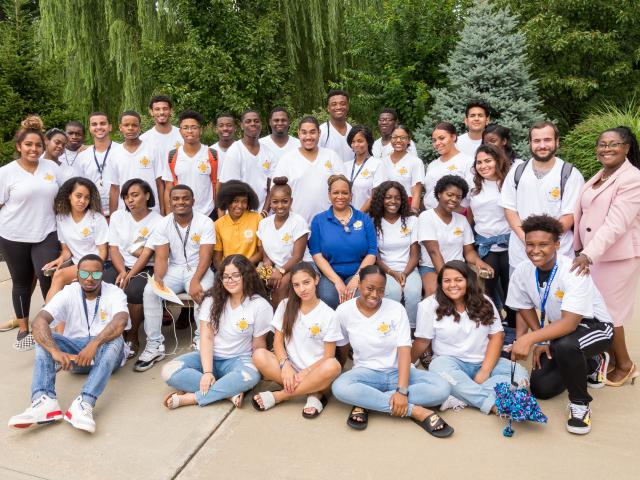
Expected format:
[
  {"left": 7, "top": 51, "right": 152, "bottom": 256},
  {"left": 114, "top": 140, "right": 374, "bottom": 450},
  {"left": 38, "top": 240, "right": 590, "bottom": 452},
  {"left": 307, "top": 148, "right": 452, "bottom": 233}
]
[
  {"left": 203, "top": 371, "right": 213, "bottom": 374},
  {"left": 279, "top": 358, "right": 289, "bottom": 369},
  {"left": 535, "top": 341, "right": 550, "bottom": 346}
]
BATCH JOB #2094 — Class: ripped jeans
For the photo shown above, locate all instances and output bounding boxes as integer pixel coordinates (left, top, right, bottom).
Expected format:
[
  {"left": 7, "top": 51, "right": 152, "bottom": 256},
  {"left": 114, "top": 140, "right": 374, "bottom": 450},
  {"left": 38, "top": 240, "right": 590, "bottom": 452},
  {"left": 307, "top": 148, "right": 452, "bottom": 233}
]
[{"left": 161, "top": 352, "right": 260, "bottom": 406}]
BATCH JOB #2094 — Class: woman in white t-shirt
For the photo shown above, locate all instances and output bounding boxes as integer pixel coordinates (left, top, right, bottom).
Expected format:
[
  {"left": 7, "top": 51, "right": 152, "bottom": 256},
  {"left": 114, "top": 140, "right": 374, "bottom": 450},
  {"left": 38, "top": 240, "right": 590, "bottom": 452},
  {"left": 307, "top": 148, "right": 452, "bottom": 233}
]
[
  {"left": 161, "top": 255, "right": 271, "bottom": 409},
  {"left": 424, "top": 122, "right": 474, "bottom": 210},
  {"left": 468, "top": 144, "right": 515, "bottom": 328},
  {"left": 418, "top": 175, "right": 493, "bottom": 296},
  {"left": 412, "top": 260, "right": 528, "bottom": 414},
  {"left": 331, "top": 265, "right": 453, "bottom": 437},
  {"left": 344, "top": 125, "right": 380, "bottom": 212},
  {"left": 0, "top": 116, "right": 62, "bottom": 351},
  {"left": 369, "top": 181, "right": 422, "bottom": 327},
  {"left": 103, "top": 178, "right": 163, "bottom": 357},
  {"left": 252, "top": 262, "right": 342, "bottom": 417},
  {"left": 43, "top": 177, "right": 108, "bottom": 305},
  {"left": 373, "top": 125, "right": 424, "bottom": 214},
  {"left": 257, "top": 177, "right": 310, "bottom": 307}
]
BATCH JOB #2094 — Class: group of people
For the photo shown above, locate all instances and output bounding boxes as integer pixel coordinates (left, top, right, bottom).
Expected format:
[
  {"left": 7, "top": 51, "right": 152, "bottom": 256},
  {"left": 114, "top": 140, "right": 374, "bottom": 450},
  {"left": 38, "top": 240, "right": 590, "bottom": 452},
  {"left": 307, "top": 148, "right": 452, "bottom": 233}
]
[{"left": 2, "top": 91, "right": 639, "bottom": 438}]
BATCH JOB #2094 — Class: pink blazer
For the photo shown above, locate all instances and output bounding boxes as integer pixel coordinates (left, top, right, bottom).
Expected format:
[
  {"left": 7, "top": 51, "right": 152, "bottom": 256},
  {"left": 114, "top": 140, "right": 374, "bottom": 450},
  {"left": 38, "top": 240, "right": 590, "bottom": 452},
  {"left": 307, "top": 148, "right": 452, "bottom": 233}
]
[{"left": 574, "top": 160, "right": 640, "bottom": 263}]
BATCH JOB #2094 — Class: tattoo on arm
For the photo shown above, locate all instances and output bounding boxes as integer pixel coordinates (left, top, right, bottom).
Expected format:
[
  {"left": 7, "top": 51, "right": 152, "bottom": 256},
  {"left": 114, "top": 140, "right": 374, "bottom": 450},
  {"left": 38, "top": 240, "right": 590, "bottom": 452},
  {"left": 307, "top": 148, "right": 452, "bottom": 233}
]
[
  {"left": 93, "top": 312, "right": 128, "bottom": 345},
  {"left": 32, "top": 311, "right": 57, "bottom": 352}
]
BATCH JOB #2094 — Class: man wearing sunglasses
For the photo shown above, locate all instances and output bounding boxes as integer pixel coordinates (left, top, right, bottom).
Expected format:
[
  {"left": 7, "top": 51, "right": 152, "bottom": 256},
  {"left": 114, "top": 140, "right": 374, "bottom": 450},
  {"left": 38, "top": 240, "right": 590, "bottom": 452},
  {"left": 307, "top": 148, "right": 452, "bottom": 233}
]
[{"left": 9, "top": 254, "right": 130, "bottom": 433}]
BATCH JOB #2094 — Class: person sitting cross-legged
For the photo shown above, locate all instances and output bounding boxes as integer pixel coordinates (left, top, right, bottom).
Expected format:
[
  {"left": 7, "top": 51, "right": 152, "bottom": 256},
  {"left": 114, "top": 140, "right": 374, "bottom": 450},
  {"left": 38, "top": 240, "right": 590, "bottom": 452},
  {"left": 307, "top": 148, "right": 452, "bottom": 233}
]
[{"left": 8, "top": 254, "right": 130, "bottom": 433}]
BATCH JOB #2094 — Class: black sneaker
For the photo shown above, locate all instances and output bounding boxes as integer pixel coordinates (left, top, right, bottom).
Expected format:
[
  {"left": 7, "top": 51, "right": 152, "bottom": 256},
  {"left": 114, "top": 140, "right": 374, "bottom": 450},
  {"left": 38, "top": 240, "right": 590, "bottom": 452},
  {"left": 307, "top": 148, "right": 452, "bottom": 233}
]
[
  {"left": 587, "top": 352, "right": 609, "bottom": 389},
  {"left": 567, "top": 403, "right": 591, "bottom": 435}
]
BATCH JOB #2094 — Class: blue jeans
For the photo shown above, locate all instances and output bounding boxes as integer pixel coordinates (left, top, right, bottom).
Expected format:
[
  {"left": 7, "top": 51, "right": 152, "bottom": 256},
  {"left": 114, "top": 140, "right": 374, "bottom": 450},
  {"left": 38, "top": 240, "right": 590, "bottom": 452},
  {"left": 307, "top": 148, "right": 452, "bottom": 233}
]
[
  {"left": 317, "top": 273, "right": 357, "bottom": 310},
  {"left": 418, "top": 265, "right": 436, "bottom": 276},
  {"left": 161, "top": 351, "right": 261, "bottom": 406},
  {"left": 32, "top": 334, "right": 124, "bottom": 406},
  {"left": 142, "top": 264, "right": 214, "bottom": 349},
  {"left": 384, "top": 271, "right": 422, "bottom": 328},
  {"left": 332, "top": 366, "right": 451, "bottom": 416},
  {"left": 429, "top": 356, "right": 529, "bottom": 414}
]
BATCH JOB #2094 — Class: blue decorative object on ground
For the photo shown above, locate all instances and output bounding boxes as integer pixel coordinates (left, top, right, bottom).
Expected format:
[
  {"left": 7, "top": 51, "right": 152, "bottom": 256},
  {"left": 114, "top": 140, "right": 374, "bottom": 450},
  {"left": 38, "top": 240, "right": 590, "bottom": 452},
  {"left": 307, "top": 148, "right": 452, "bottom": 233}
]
[{"left": 494, "top": 362, "right": 547, "bottom": 437}]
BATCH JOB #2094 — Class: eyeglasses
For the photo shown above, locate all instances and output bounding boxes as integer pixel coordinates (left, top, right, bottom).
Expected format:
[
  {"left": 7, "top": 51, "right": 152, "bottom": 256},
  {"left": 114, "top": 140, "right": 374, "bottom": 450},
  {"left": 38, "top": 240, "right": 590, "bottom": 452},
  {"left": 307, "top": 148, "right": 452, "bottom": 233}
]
[
  {"left": 180, "top": 125, "right": 201, "bottom": 132},
  {"left": 391, "top": 135, "right": 409, "bottom": 141},
  {"left": 221, "top": 272, "right": 243, "bottom": 282},
  {"left": 79, "top": 270, "right": 103, "bottom": 280},
  {"left": 596, "top": 142, "right": 627, "bottom": 150}
]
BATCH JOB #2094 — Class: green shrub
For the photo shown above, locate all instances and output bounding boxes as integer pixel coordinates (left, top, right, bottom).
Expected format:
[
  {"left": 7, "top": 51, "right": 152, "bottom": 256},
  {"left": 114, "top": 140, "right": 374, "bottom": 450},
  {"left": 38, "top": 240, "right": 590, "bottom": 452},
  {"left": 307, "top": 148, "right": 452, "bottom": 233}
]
[{"left": 562, "top": 101, "right": 640, "bottom": 179}]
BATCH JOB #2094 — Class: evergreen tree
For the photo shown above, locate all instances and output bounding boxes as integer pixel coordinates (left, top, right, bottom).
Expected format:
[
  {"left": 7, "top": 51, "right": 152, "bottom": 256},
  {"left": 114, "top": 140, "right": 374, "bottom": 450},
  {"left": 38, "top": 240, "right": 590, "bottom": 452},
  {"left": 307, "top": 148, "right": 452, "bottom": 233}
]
[{"left": 414, "top": 0, "right": 543, "bottom": 161}]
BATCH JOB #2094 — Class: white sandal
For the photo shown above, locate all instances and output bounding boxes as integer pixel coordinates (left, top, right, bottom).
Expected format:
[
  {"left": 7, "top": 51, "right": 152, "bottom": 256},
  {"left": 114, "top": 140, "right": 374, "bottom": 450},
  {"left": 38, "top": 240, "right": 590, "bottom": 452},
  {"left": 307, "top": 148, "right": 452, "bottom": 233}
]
[
  {"left": 251, "top": 391, "right": 276, "bottom": 411},
  {"left": 302, "top": 395, "right": 327, "bottom": 419},
  {"left": 164, "top": 391, "right": 186, "bottom": 410},
  {"left": 228, "top": 393, "right": 244, "bottom": 408}
]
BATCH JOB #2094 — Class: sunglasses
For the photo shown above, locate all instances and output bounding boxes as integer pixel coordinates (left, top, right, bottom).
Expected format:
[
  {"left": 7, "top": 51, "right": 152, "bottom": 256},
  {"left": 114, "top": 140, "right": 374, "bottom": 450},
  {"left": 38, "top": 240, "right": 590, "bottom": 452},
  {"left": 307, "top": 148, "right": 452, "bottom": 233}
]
[{"left": 78, "top": 270, "right": 103, "bottom": 280}]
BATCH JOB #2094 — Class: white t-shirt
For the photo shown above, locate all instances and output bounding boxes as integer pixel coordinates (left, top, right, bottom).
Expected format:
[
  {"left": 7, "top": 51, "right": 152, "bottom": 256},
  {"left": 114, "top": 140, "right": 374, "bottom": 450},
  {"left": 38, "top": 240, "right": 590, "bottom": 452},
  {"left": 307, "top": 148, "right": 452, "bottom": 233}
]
[
  {"left": 373, "top": 153, "right": 424, "bottom": 199},
  {"left": 271, "top": 299, "right": 343, "bottom": 370},
  {"left": 42, "top": 153, "right": 77, "bottom": 183},
  {"left": 105, "top": 141, "right": 167, "bottom": 213},
  {"left": 162, "top": 145, "right": 215, "bottom": 216},
  {"left": 506, "top": 255, "right": 612, "bottom": 324},
  {"left": 372, "top": 138, "right": 417, "bottom": 158},
  {"left": 418, "top": 209, "right": 474, "bottom": 267},
  {"left": 455, "top": 133, "right": 482, "bottom": 158},
  {"left": 336, "top": 298, "right": 412, "bottom": 371},
  {"left": 272, "top": 147, "right": 345, "bottom": 224},
  {"left": 319, "top": 121, "right": 353, "bottom": 164},
  {"left": 499, "top": 157, "right": 585, "bottom": 267},
  {"left": 377, "top": 216, "right": 419, "bottom": 271},
  {"left": 257, "top": 213, "right": 311, "bottom": 267},
  {"left": 199, "top": 294, "right": 273, "bottom": 359},
  {"left": 469, "top": 180, "right": 510, "bottom": 252},
  {"left": 259, "top": 135, "right": 301, "bottom": 161},
  {"left": 76, "top": 142, "right": 122, "bottom": 216},
  {"left": 108, "top": 209, "right": 163, "bottom": 268},
  {"left": 148, "top": 212, "right": 215, "bottom": 267},
  {"left": 0, "top": 159, "right": 61, "bottom": 242},
  {"left": 140, "top": 125, "right": 183, "bottom": 159},
  {"left": 423, "top": 152, "right": 474, "bottom": 209},
  {"left": 59, "top": 149, "right": 83, "bottom": 178},
  {"left": 44, "top": 282, "right": 130, "bottom": 339},
  {"left": 344, "top": 157, "right": 381, "bottom": 210},
  {"left": 219, "top": 141, "right": 277, "bottom": 209},
  {"left": 211, "top": 141, "right": 234, "bottom": 177},
  {"left": 415, "top": 294, "right": 503, "bottom": 363},
  {"left": 57, "top": 212, "right": 109, "bottom": 264}
]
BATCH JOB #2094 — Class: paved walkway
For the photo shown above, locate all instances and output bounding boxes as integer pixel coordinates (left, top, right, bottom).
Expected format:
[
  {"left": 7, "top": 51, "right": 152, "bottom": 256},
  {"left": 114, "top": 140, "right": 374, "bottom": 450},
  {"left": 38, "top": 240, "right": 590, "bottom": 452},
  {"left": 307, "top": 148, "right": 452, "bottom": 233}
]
[{"left": 0, "top": 262, "right": 638, "bottom": 480}]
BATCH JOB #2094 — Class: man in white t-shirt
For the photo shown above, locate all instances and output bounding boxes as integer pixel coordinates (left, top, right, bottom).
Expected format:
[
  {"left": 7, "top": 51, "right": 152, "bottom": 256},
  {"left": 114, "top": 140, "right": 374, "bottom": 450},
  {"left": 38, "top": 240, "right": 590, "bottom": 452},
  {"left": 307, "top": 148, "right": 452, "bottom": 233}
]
[
  {"left": 507, "top": 215, "right": 613, "bottom": 435},
  {"left": 9, "top": 255, "right": 130, "bottom": 433},
  {"left": 455, "top": 100, "right": 490, "bottom": 157},
  {"left": 107, "top": 110, "right": 168, "bottom": 215},
  {"left": 163, "top": 110, "right": 217, "bottom": 217},
  {"left": 500, "top": 121, "right": 584, "bottom": 269},
  {"left": 210, "top": 112, "right": 236, "bottom": 176},
  {"left": 58, "top": 120, "right": 86, "bottom": 176},
  {"left": 140, "top": 95, "right": 183, "bottom": 159},
  {"left": 372, "top": 108, "right": 417, "bottom": 158},
  {"left": 219, "top": 110, "right": 276, "bottom": 212},
  {"left": 259, "top": 107, "right": 300, "bottom": 161},
  {"left": 136, "top": 185, "right": 215, "bottom": 372},
  {"left": 319, "top": 90, "right": 353, "bottom": 163}
]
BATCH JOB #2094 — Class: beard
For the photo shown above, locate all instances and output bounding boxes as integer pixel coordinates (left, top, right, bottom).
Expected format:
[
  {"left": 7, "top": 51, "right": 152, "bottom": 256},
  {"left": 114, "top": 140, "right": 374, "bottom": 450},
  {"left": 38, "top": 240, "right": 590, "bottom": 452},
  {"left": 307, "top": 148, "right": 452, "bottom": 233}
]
[{"left": 531, "top": 146, "right": 557, "bottom": 162}]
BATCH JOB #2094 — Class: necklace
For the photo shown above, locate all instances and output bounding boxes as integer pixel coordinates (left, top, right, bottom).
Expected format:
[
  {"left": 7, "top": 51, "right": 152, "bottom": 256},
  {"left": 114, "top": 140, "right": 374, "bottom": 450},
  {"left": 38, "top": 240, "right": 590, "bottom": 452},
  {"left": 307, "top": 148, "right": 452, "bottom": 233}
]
[{"left": 334, "top": 207, "right": 353, "bottom": 233}]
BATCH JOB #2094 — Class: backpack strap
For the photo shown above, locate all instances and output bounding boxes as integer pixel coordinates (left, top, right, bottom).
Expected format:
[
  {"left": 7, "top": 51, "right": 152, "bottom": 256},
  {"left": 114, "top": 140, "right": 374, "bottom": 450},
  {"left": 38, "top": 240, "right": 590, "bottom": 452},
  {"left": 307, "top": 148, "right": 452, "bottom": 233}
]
[
  {"left": 559, "top": 161, "right": 574, "bottom": 200},
  {"left": 513, "top": 159, "right": 529, "bottom": 191},
  {"left": 167, "top": 148, "right": 179, "bottom": 186},
  {"left": 208, "top": 147, "right": 218, "bottom": 192}
]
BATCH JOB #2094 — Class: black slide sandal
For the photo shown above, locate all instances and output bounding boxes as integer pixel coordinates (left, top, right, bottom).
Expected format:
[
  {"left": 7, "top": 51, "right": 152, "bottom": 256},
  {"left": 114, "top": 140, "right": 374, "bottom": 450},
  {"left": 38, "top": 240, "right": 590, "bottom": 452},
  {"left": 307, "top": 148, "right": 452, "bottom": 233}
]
[
  {"left": 346, "top": 406, "right": 368, "bottom": 430},
  {"left": 414, "top": 413, "right": 454, "bottom": 438}
]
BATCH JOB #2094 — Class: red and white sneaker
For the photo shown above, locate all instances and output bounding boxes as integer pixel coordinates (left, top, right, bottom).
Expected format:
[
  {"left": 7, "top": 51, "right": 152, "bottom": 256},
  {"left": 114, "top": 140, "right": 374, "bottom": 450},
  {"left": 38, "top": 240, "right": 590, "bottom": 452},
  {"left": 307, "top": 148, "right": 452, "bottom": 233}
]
[
  {"left": 8, "top": 395, "right": 63, "bottom": 429},
  {"left": 64, "top": 396, "right": 96, "bottom": 433}
]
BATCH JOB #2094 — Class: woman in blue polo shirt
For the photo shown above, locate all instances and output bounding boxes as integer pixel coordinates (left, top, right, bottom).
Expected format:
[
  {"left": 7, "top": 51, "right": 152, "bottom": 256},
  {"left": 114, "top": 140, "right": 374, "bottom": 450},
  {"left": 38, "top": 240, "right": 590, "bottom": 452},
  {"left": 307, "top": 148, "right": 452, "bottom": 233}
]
[{"left": 310, "top": 174, "right": 377, "bottom": 309}]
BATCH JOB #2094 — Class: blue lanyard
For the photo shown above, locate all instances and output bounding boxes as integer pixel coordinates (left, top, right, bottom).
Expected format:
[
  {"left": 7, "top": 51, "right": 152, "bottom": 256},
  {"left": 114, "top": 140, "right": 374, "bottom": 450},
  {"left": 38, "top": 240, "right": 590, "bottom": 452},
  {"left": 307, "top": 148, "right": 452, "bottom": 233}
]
[
  {"left": 535, "top": 262, "right": 558, "bottom": 328},
  {"left": 349, "top": 157, "right": 369, "bottom": 185},
  {"left": 82, "top": 291, "right": 101, "bottom": 338},
  {"left": 93, "top": 143, "right": 112, "bottom": 178}
]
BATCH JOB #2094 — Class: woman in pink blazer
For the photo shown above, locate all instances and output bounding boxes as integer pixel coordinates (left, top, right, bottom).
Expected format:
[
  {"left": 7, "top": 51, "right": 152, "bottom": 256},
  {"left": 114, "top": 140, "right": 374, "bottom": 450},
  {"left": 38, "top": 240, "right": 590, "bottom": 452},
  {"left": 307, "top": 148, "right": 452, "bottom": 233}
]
[{"left": 573, "top": 126, "right": 640, "bottom": 386}]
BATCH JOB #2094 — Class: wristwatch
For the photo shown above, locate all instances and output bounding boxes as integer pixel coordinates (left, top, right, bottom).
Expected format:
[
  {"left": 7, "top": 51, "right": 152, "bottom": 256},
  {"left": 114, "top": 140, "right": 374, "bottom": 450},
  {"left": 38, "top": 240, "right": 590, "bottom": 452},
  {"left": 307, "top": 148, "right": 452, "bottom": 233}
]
[
  {"left": 277, "top": 267, "right": 286, "bottom": 275},
  {"left": 396, "top": 386, "right": 409, "bottom": 396}
]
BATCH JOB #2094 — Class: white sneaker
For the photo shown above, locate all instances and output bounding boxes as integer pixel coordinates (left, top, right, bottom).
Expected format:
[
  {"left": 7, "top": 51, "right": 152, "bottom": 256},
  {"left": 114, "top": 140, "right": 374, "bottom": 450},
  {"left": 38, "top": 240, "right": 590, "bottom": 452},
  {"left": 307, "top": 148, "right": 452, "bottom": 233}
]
[
  {"left": 439, "top": 395, "right": 468, "bottom": 412},
  {"left": 64, "top": 396, "right": 96, "bottom": 433},
  {"left": 8, "top": 395, "right": 63, "bottom": 429},
  {"left": 133, "top": 343, "right": 165, "bottom": 372}
]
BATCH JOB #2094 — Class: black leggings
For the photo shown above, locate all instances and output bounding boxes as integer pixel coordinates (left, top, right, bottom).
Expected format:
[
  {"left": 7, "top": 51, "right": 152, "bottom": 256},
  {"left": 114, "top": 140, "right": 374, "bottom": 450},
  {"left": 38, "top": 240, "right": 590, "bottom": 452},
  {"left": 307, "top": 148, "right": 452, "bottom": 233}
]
[
  {"left": 483, "top": 250, "right": 516, "bottom": 328},
  {"left": 103, "top": 265, "right": 153, "bottom": 304},
  {"left": 0, "top": 232, "right": 60, "bottom": 318}
]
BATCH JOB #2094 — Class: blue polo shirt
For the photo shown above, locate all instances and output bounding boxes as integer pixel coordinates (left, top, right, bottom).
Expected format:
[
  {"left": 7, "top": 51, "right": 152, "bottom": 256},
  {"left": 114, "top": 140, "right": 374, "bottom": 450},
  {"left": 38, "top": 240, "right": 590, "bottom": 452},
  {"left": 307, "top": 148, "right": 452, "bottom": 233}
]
[{"left": 309, "top": 207, "right": 378, "bottom": 280}]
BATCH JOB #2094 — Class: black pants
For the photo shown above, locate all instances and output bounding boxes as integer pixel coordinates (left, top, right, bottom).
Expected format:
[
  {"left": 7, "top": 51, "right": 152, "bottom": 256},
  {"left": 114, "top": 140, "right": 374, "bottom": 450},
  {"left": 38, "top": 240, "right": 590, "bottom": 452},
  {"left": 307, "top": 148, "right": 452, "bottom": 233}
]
[
  {"left": 103, "top": 265, "right": 153, "bottom": 304},
  {"left": 530, "top": 319, "right": 613, "bottom": 404},
  {"left": 483, "top": 250, "right": 516, "bottom": 327},
  {"left": 0, "top": 232, "right": 60, "bottom": 318}
]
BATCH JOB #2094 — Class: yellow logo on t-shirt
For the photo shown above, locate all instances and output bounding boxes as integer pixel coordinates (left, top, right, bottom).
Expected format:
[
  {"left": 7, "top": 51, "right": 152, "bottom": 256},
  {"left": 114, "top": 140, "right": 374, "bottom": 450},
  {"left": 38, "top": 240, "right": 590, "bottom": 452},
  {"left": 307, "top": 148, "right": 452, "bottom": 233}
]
[
  {"left": 198, "top": 162, "right": 209, "bottom": 174},
  {"left": 549, "top": 187, "right": 561, "bottom": 201},
  {"left": 44, "top": 173, "right": 55, "bottom": 182},
  {"left": 353, "top": 220, "right": 363, "bottom": 231},
  {"left": 377, "top": 322, "right": 391, "bottom": 335},
  {"left": 453, "top": 227, "right": 462, "bottom": 237},
  {"left": 140, "top": 227, "right": 150, "bottom": 237},
  {"left": 398, "top": 166, "right": 408, "bottom": 176},
  {"left": 140, "top": 156, "right": 150, "bottom": 168},
  {"left": 309, "top": 324, "right": 321, "bottom": 337},
  {"left": 237, "top": 318, "right": 249, "bottom": 332},
  {"left": 447, "top": 164, "right": 457, "bottom": 171},
  {"left": 361, "top": 168, "right": 371, "bottom": 178},
  {"left": 262, "top": 160, "right": 271, "bottom": 171},
  {"left": 191, "top": 233, "right": 201, "bottom": 244},
  {"left": 400, "top": 226, "right": 411, "bottom": 236},
  {"left": 555, "top": 289, "right": 564, "bottom": 300},
  {"left": 243, "top": 229, "right": 254, "bottom": 240},
  {"left": 324, "top": 160, "right": 333, "bottom": 170},
  {"left": 99, "top": 309, "right": 108, "bottom": 321},
  {"left": 81, "top": 227, "right": 90, "bottom": 237},
  {"left": 282, "top": 233, "right": 291, "bottom": 244}
]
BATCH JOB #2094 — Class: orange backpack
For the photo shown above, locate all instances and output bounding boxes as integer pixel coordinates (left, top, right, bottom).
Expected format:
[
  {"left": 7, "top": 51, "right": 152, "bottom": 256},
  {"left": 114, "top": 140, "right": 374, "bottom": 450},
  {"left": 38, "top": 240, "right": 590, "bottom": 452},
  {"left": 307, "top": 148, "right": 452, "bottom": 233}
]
[{"left": 167, "top": 147, "right": 218, "bottom": 191}]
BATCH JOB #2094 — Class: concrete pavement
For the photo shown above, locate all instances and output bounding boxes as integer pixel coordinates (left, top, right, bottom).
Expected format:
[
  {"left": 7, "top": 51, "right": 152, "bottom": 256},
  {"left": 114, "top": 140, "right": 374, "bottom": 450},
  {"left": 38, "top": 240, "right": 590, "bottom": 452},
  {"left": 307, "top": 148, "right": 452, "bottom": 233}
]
[{"left": 0, "top": 262, "right": 638, "bottom": 480}]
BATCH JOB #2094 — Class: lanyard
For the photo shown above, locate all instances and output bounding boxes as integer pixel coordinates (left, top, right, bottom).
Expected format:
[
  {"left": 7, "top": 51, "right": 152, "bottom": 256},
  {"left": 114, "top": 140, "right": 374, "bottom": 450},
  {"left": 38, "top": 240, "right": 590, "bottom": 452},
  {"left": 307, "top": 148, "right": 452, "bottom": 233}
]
[
  {"left": 93, "top": 143, "right": 112, "bottom": 179},
  {"left": 173, "top": 219, "right": 192, "bottom": 269},
  {"left": 535, "top": 262, "right": 558, "bottom": 329},
  {"left": 349, "top": 157, "right": 369, "bottom": 185},
  {"left": 82, "top": 291, "right": 101, "bottom": 338},
  {"left": 62, "top": 149, "right": 79, "bottom": 167}
]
